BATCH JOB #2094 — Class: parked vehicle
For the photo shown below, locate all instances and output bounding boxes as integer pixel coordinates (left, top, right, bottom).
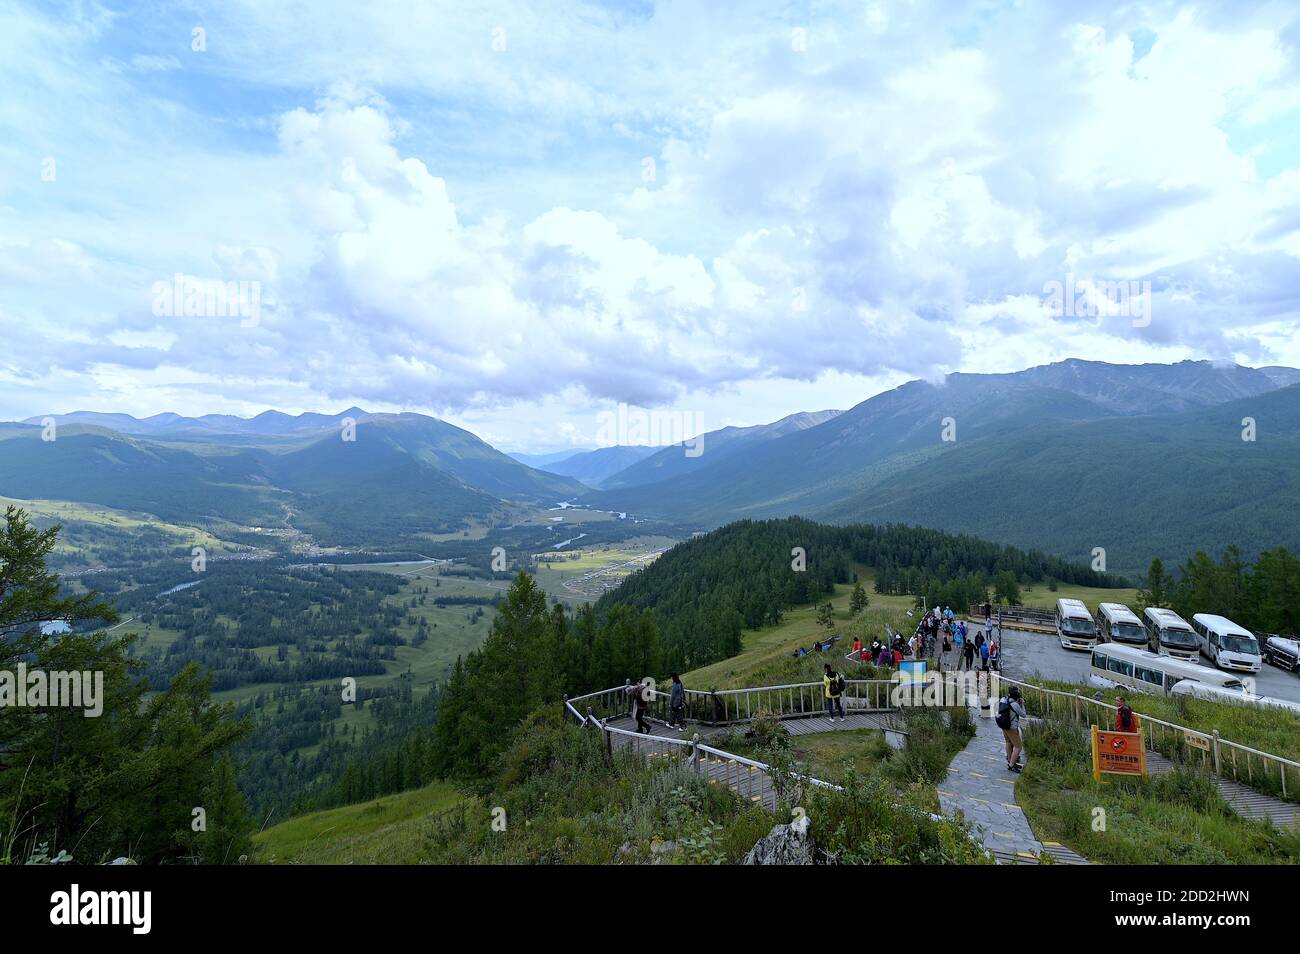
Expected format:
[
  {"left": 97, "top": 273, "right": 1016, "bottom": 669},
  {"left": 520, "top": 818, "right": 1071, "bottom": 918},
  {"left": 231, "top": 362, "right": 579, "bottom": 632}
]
[
  {"left": 1190, "top": 613, "right": 1261, "bottom": 673},
  {"left": 1089, "top": 643, "right": 1246, "bottom": 697},
  {"left": 1055, "top": 597, "right": 1098, "bottom": 651},
  {"left": 1142, "top": 607, "right": 1198, "bottom": 661},
  {"left": 1169, "top": 680, "right": 1300, "bottom": 717},
  {"left": 1261, "top": 634, "right": 1300, "bottom": 673},
  {"left": 1096, "top": 602, "right": 1146, "bottom": 645}
]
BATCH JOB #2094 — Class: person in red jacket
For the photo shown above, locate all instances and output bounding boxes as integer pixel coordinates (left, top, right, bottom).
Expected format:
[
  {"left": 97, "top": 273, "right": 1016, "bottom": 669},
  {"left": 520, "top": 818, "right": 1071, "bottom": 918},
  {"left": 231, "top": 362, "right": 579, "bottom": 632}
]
[
  {"left": 852, "top": 636, "right": 864, "bottom": 661},
  {"left": 1114, "top": 695, "right": 1140, "bottom": 733}
]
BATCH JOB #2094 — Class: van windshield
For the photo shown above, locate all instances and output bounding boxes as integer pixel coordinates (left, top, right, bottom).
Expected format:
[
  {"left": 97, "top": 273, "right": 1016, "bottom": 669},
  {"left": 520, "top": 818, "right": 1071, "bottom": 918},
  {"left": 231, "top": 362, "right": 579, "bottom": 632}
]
[
  {"left": 1112, "top": 622, "right": 1145, "bottom": 642},
  {"left": 1159, "top": 626, "right": 1198, "bottom": 649},
  {"left": 1062, "top": 617, "right": 1096, "bottom": 635},
  {"left": 1220, "top": 634, "right": 1259, "bottom": 654}
]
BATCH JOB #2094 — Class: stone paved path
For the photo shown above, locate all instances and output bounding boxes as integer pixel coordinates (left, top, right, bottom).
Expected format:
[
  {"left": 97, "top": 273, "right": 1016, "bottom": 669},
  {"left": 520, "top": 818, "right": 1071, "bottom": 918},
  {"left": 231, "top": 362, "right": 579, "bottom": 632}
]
[{"left": 938, "top": 713, "right": 1089, "bottom": 865}]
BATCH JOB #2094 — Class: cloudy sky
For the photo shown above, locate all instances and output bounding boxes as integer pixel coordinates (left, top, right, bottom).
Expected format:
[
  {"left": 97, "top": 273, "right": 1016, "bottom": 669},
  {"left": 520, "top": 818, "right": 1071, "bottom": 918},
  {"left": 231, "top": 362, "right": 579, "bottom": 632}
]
[{"left": 3, "top": 1, "right": 1299, "bottom": 452}]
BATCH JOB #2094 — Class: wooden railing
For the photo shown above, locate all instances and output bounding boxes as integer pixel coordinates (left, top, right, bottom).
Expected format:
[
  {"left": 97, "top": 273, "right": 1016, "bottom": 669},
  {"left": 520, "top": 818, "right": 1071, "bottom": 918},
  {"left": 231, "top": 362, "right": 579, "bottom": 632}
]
[
  {"left": 567, "top": 679, "right": 896, "bottom": 728},
  {"left": 982, "top": 676, "right": 1300, "bottom": 802}
]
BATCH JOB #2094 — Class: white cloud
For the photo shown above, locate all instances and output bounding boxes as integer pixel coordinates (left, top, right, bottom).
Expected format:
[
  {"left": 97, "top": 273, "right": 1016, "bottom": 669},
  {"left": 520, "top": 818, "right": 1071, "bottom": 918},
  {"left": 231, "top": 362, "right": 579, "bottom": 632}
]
[{"left": 1, "top": 0, "right": 1298, "bottom": 450}]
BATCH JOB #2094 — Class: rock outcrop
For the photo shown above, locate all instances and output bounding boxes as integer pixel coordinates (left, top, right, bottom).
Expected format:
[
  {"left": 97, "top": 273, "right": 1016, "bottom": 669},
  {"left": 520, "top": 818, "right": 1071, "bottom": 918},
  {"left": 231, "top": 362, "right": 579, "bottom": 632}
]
[{"left": 741, "top": 815, "right": 814, "bottom": 865}]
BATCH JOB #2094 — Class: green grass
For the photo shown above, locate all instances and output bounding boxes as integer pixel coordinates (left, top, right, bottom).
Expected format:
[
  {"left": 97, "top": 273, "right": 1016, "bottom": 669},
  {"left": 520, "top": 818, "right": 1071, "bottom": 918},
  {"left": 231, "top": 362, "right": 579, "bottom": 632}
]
[
  {"left": 1015, "top": 580, "right": 1141, "bottom": 611},
  {"left": 5, "top": 493, "right": 244, "bottom": 566},
  {"left": 1016, "top": 721, "right": 1300, "bottom": 864},
  {"left": 253, "top": 782, "right": 469, "bottom": 864},
  {"left": 684, "top": 567, "right": 916, "bottom": 689},
  {"left": 1028, "top": 678, "right": 1300, "bottom": 793}
]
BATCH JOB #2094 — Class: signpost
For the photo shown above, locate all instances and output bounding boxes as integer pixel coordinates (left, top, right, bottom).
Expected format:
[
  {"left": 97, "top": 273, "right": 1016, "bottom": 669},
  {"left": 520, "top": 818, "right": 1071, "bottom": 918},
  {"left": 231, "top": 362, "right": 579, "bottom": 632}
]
[{"left": 1091, "top": 725, "right": 1147, "bottom": 783}]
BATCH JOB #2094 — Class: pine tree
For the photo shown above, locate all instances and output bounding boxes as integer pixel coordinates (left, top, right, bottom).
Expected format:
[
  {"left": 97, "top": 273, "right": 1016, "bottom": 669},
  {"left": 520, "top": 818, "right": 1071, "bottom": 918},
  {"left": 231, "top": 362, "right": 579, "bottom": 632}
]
[
  {"left": 849, "top": 582, "right": 868, "bottom": 616},
  {"left": 1138, "top": 558, "right": 1172, "bottom": 609}
]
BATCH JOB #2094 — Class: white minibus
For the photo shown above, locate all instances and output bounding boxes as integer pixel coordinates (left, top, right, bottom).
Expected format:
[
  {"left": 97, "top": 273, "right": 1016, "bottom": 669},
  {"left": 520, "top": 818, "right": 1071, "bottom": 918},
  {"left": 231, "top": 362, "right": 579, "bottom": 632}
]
[
  {"left": 1096, "top": 602, "right": 1146, "bottom": 646},
  {"left": 1055, "top": 597, "right": 1098, "bottom": 651},
  {"left": 1088, "top": 643, "right": 1246, "bottom": 697},
  {"left": 1167, "top": 680, "right": 1300, "bottom": 716},
  {"left": 1190, "top": 613, "right": 1261, "bottom": 674},
  {"left": 1142, "top": 607, "right": 1198, "bottom": 661}
]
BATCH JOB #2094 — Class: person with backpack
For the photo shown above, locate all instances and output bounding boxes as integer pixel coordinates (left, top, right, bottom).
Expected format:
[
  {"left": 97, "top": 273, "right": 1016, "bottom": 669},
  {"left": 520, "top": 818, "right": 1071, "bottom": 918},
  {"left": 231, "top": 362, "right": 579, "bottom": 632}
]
[
  {"left": 668, "top": 672, "right": 687, "bottom": 730},
  {"left": 995, "top": 687, "right": 1027, "bottom": 772},
  {"left": 823, "top": 664, "right": 845, "bottom": 720},
  {"left": 1114, "top": 695, "right": 1140, "bottom": 733},
  {"left": 979, "top": 638, "right": 991, "bottom": 672},
  {"left": 627, "top": 678, "right": 652, "bottom": 734},
  {"left": 962, "top": 633, "right": 976, "bottom": 671}
]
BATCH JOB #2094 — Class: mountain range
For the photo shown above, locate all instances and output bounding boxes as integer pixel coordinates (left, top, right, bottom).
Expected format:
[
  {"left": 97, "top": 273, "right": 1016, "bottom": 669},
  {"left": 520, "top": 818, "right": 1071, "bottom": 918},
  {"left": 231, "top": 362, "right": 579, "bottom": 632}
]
[
  {"left": 584, "top": 360, "right": 1300, "bottom": 574},
  {"left": 0, "top": 413, "right": 586, "bottom": 548},
  {"left": 5, "top": 359, "right": 1299, "bottom": 572}
]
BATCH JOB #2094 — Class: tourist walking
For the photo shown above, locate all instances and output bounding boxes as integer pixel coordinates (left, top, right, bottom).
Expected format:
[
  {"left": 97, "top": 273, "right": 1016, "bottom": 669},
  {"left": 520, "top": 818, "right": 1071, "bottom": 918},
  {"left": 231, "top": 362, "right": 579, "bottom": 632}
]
[
  {"left": 995, "top": 686, "right": 1027, "bottom": 772},
  {"left": 627, "top": 678, "right": 652, "bottom": 734},
  {"left": 668, "top": 672, "right": 687, "bottom": 730}
]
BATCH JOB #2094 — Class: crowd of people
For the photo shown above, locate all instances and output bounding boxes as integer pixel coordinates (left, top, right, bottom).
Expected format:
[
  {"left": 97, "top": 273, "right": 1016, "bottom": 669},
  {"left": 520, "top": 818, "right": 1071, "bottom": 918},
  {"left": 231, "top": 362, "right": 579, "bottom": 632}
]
[
  {"left": 613, "top": 610, "right": 1060, "bottom": 780},
  {"left": 847, "top": 606, "right": 1002, "bottom": 673},
  {"left": 916, "top": 605, "right": 1001, "bottom": 672}
]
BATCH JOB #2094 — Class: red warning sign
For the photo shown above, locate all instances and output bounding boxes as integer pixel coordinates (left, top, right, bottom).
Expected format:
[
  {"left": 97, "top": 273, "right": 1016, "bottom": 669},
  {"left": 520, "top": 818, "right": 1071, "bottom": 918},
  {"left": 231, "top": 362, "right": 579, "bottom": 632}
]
[{"left": 1092, "top": 725, "right": 1147, "bottom": 781}]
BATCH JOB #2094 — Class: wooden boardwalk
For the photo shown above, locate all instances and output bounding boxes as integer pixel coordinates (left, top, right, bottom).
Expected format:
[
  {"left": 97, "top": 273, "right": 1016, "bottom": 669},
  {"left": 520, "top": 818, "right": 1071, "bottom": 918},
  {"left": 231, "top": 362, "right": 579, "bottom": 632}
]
[
  {"left": 1148, "top": 751, "right": 1300, "bottom": 828},
  {"left": 594, "top": 702, "right": 1299, "bottom": 865},
  {"left": 782, "top": 713, "right": 894, "bottom": 735},
  {"left": 601, "top": 711, "right": 895, "bottom": 814}
]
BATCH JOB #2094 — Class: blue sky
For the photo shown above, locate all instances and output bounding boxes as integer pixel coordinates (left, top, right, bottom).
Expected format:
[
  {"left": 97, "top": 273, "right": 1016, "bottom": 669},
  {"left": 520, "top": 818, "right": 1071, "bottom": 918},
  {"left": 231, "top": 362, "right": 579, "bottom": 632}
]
[{"left": 3, "top": 0, "right": 1300, "bottom": 452}]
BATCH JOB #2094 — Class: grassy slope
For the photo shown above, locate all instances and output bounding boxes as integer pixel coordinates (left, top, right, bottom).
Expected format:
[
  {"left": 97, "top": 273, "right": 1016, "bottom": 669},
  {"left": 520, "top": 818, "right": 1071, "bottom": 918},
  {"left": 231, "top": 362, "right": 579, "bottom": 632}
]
[
  {"left": 253, "top": 782, "right": 468, "bottom": 864},
  {"left": 1016, "top": 722, "right": 1300, "bottom": 864},
  {"left": 1014, "top": 579, "right": 1141, "bottom": 610},
  {"left": 683, "top": 567, "right": 916, "bottom": 689},
  {"left": 256, "top": 565, "right": 1268, "bottom": 865},
  {"left": 4, "top": 494, "right": 244, "bottom": 566}
]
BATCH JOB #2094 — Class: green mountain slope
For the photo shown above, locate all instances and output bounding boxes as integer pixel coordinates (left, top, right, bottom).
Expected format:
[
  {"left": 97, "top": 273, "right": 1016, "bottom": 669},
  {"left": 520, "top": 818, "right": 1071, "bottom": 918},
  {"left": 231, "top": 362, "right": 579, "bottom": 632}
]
[
  {"left": 585, "top": 361, "right": 1300, "bottom": 572},
  {"left": 600, "top": 409, "right": 842, "bottom": 489},
  {"left": 0, "top": 425, "right": 287, "bottom": 526},
  {"left": 817, "top": 385, "right": 1300, "bottom": 576},
  {"left": 0, "top": 413, "right": 585, "bottom": 547},
  {"left": 535, "top": 444, "right": 659, "bottom": 486}
]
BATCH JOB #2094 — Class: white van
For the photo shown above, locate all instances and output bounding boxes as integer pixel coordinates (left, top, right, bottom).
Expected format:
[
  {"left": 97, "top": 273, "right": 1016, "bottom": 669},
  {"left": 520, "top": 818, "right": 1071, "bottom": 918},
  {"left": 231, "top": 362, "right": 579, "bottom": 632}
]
[
  {"left": 1167, "top": 680, "right": 1300, "bottom": 717},
  {"left": 1142, "top": 607, "right": 1199, "bottom": 661},
  {"left": 1088, "top": 643, "right": 1247, "bottom": 698},
  {"left": 1055, "top": 598, "right": 1098, "bottom": 651},
  {"left": 1096, "top": 602, "right": 1146, "bottom": 646},
  {"left": 1190, "top": 613, "right": 1261, "bottom": 674}
]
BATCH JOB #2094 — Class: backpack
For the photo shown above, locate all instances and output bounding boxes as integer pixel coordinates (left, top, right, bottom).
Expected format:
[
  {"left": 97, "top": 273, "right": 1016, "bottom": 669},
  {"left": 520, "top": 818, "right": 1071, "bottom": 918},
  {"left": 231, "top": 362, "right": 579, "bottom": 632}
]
[
  {"left": 836, "top": 674, "right": 846, "bottom": 694},
  {"left": 995, "top": 698, "right": 1012, "bottom": 730}
]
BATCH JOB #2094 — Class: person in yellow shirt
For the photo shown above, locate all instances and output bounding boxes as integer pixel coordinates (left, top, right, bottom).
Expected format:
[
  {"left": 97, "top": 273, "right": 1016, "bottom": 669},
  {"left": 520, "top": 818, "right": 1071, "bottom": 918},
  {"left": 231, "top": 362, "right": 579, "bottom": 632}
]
[{"left": 823, "top": 664, "right": 845, "bottom": 721}]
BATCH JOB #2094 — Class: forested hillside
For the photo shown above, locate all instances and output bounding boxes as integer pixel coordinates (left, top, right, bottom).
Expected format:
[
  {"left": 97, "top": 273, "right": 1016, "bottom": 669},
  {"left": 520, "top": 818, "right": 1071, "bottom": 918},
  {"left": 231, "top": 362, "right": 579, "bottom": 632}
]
[
  {"left": 583, "top": 364, "right": 1300, "bottom": 576},
  {"left": 821, "top": 385, "right": 1300, "bottom": 575},
  {"left": 595, "top": 517, "right": 1124, "bottom": 673}
]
